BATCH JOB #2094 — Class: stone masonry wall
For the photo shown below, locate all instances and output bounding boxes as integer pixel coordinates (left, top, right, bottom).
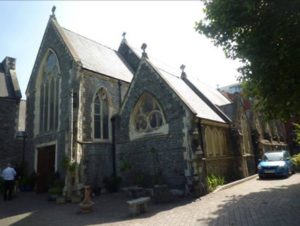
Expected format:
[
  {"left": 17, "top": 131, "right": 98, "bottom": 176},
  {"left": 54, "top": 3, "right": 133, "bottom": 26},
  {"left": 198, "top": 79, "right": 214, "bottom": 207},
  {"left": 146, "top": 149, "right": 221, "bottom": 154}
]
[
  {"left": 80, "top": 71, "right": 130, "bottom": 187},
  {"left": 26, "top": 21, "right": 75, "bottom": 174},
  {"left": 117, "top": 61, "right": 192, "bottom": 189},
  {"left": 0, "top": 99, "right": 22, "bottom": 169}
]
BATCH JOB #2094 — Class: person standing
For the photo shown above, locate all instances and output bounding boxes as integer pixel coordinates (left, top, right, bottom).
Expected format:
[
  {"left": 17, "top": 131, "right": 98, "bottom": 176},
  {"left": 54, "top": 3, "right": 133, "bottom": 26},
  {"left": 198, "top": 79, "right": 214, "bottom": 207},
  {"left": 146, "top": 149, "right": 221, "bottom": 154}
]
[{"left": 2, "top": 163, "right": 16, "bottom": 201}]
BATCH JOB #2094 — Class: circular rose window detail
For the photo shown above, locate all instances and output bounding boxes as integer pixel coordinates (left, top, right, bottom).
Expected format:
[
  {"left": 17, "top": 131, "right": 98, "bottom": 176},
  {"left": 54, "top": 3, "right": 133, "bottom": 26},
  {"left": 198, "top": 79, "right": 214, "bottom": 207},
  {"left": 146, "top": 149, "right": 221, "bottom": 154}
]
[
  {"left": 132, "top": 93, "right": 166, "bottom": 134},
  {"left": 135, "top": 114, "right": 148, "bottom": 132}
]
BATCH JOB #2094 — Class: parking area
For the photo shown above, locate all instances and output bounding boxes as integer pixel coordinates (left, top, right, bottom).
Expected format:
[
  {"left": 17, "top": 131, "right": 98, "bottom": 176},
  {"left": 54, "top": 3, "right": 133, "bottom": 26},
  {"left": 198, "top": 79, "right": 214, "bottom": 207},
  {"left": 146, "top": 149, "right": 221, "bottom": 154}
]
[{"left": 1, "top": 173, "right": 300, "bottom": 226}]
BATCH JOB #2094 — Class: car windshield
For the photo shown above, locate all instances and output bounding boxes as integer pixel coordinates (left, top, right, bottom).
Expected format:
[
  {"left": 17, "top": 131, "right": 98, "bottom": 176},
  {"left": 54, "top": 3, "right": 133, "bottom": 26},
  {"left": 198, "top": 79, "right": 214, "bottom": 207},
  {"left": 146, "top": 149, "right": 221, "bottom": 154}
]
[{"left": 263, "top": 152, "right": 284, "bottom": 161}]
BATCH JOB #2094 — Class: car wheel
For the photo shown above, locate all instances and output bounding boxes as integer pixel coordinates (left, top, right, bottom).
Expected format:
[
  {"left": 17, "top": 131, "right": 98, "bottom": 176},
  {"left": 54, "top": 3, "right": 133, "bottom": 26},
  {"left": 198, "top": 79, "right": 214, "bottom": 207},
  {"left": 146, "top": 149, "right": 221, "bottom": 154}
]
[{"left": 259, "top": 174, "right": 264, "bottom": 179}]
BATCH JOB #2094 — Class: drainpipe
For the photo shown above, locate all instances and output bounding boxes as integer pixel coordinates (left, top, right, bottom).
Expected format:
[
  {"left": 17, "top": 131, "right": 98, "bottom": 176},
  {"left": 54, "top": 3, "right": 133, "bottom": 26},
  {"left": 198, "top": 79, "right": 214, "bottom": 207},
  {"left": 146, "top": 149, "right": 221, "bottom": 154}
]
[
  {"left": 118, "top": 80, "right": 122, "bottom": 108},
  {"left": 198, "top": 118, "right": 208, "bottom": 194},
  {"left": 111, "top": 116, "right": 117, "bottom": 177},
  {"left": 70, "top": 89, "right": 74, "bottom": 161}
]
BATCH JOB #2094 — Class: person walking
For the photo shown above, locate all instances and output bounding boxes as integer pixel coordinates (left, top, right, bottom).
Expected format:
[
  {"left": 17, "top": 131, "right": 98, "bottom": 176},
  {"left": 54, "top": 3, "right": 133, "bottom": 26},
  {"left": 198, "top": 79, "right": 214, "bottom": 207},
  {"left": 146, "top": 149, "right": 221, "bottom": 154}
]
[{"left": 2, "top": 163, "right": 16, "bottom": 201}]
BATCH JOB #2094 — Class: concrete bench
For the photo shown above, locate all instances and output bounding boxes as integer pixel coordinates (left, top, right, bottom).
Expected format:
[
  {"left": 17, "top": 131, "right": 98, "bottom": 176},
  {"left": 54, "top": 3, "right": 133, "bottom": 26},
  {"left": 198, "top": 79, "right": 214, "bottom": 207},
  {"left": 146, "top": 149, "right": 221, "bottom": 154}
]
[{"left": 126, "top": 196, "right": 150, "bottom": 216}]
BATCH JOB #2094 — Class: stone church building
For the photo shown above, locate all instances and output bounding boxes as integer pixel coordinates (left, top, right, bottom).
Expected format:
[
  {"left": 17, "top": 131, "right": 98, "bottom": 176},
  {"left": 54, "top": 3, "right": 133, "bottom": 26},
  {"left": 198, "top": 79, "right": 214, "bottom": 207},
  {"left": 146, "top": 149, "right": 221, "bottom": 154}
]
[{"left": 25, "top": 13, "right": 282, "bottom": 195}]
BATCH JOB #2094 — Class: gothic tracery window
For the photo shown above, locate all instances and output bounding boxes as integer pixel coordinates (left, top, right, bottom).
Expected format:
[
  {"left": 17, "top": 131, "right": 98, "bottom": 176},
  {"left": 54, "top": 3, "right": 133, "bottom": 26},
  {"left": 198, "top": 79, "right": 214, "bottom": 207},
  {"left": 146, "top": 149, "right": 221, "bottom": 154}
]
[
  {"left": 130, "top": 93, "right": 167, "bottom": 138},
  {"left": 39, "top": 51, "right": 60, "bottom": 133},
  {"left": 93, "top": 88, "right": 109, "bottom": 140}
]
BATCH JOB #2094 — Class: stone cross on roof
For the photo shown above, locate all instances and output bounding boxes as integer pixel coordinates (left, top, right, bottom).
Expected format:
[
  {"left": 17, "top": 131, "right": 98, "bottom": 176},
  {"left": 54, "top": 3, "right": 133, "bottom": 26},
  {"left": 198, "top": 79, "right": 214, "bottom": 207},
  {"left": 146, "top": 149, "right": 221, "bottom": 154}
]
[
  {"left": 141, "top": 43, "right": 148, "bottom": 58},
  {"left": 51, "top": 6, "right": 56, "bottom": 19},
  {"left": 180, "top": 64, "right": 187, "bottom": 79}
]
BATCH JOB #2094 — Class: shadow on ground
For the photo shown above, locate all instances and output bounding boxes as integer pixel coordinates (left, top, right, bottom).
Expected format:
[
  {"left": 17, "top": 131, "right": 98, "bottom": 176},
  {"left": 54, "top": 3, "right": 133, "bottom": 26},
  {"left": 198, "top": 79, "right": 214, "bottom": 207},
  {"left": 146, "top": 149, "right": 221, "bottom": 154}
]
[
  {"left": 197, "top": 177, "right": 300, "bottom": 226},
  {"left": 0, "top": 191, "right": 195, "bottom": 226}
]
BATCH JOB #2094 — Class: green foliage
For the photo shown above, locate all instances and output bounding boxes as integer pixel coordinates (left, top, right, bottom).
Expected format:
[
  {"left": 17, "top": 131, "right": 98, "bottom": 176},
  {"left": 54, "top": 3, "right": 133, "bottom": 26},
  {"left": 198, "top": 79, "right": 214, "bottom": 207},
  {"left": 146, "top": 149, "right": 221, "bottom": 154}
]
[
  {"left": 48, "top": 186, "right": 63, "bottom": 196},
  {"left": 207, "top": 174, "right": 225, "bottom": 192},
  {"left": 196, "top": 0, "right": 300, "bottom": 120},
  {"left": 291, "top": 153, "right": 300, "bottom": 167},
  {"left": 293, "top": 123, "right": 300, "bottom": 145},
  {"left": 62, "top": 156, "right": 77, "bottom": 174},
  {"left": 120, "top": 160, "right": 132, "bottom": 172}
]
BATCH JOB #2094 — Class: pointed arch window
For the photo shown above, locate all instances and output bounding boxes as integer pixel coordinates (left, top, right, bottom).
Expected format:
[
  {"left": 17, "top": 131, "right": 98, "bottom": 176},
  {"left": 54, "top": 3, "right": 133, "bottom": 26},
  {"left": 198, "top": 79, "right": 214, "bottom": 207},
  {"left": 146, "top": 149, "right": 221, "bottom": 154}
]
[
  {"left": 93, "top": 88, "right": 109, "bottom": 140},
  {"left": 39, "top": 51, "right": 60, "bottom": 133},
  {"left": 130, "top": 93, "right": 168, "bottom": 139}
]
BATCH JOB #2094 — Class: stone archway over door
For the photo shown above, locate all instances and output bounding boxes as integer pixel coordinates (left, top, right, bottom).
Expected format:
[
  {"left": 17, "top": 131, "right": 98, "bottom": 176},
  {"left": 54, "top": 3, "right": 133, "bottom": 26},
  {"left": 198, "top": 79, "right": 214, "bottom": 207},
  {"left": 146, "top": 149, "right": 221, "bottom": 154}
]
[{"left": 36, "top": 145, "right": 55, "bottom": 193}]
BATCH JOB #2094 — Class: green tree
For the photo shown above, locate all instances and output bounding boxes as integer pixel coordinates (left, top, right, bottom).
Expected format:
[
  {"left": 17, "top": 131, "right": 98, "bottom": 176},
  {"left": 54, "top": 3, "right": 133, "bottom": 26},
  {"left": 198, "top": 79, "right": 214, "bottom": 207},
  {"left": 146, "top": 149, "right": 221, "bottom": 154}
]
[{"left": 196, "top": 0, "right": 300, "bottom": 120}]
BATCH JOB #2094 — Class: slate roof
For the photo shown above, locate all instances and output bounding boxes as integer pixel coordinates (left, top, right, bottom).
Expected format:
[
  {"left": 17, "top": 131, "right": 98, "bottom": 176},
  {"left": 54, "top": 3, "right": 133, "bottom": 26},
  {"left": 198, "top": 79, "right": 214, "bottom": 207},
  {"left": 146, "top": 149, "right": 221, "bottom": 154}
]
[
  {"left": 51, "top": 18, "right": 228, "bottom": 123},
  {"left": 187, "top": 76, "right": 231, "bottom": 106},
  {"left": 61, "top": 28, "right": 133, "bottom": 83},
  {"left": 150, "top": 62, "right": 225, "bottom": 123}
]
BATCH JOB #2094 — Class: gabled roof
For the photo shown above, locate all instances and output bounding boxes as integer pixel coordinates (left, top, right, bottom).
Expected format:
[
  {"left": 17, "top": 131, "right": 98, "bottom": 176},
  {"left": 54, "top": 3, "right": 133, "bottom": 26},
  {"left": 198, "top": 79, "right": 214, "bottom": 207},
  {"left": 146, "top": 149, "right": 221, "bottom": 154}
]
[
  {"left": 187, "top": 76, "right": 231, "bottom": 106},
  {"left": 60, "top": 28, "right": 133, "bottom": 82},
  {"left": 147, "top": 59, "right": 225, "bottom": 123}
]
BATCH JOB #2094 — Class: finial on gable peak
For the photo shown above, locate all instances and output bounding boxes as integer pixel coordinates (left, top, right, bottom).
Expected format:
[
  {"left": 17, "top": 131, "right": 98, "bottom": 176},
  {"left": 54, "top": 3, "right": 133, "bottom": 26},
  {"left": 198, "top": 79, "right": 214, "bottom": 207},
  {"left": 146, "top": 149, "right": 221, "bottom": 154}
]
[
  {"left": 121, "top": 32, "right": 127, "bottom": 43},
  {"left": 51, "top": 6, "right": 56, "bottom": 19},
  {"left": 141, "top": 43, "right": 148, "bottom": 58},
  {"left": 180, "top": 64, "right": 187, "bottom": 79}
]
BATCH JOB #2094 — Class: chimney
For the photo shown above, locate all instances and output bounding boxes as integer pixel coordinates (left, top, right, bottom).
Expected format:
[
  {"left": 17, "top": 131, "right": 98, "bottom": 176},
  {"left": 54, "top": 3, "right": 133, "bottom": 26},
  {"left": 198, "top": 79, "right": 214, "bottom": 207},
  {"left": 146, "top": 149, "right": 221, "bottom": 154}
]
[{"left": 2, "top": 57, "right": 16, "bottom": 73}]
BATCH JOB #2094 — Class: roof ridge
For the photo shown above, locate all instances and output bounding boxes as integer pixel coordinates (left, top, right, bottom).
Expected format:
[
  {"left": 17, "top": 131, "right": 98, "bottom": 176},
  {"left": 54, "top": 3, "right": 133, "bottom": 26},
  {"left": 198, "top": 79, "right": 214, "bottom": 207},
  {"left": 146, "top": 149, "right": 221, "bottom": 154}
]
[
  {"left": 61, "top": 27, "right": 117, "bottom": 53},
  {"left": 154, "top": 65, "right": 180, "bottom": 79}
]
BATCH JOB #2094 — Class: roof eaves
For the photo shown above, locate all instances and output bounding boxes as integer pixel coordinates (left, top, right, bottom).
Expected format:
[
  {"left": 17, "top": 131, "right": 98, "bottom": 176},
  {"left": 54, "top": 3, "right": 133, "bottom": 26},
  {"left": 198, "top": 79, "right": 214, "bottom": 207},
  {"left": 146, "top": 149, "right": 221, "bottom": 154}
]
[{"left": 183, "top": 76, "right": 232, "bottom": 123}]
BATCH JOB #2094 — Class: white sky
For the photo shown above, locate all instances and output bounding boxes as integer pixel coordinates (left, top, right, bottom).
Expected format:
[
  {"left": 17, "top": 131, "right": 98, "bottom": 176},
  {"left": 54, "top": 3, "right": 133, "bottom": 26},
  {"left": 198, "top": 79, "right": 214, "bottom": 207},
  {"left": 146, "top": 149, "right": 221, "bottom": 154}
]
[{"left": 0, "top": 1, "right": 242, "bottom": 99}]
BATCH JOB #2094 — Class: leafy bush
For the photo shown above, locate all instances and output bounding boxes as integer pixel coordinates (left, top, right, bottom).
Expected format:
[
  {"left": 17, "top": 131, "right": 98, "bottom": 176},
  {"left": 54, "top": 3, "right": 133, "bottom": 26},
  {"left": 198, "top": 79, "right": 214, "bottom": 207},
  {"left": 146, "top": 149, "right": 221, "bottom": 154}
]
[
  {"left": 120, "top": 160, "right": 132, "bottom": 172},
  {"left": 207, "top": 174, "right": 225, "bottom": 192},
  {"left": 62, "top": 157, "right": 77, "bottom": 174},
  {"left": 291, "top": 153, "right": 300, "bottom": 167},
  {"left": 48, "top": 186, "right": 63, "bottom": 196}
]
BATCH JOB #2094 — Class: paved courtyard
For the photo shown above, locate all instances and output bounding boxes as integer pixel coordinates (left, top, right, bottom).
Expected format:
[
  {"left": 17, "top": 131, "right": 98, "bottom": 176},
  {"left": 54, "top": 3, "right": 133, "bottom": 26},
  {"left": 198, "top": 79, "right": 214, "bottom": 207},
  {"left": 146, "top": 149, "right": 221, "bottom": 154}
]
[{"left": 1, "top": 174, "right": 300, "bottom": 226}]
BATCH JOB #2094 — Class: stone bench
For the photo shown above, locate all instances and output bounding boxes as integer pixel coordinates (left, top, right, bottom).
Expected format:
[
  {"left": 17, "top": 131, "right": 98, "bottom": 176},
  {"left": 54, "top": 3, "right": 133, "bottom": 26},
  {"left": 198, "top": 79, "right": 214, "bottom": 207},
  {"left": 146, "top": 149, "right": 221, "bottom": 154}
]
[{"left": 126, "top": 196, "right": 150, "bottom": 216}]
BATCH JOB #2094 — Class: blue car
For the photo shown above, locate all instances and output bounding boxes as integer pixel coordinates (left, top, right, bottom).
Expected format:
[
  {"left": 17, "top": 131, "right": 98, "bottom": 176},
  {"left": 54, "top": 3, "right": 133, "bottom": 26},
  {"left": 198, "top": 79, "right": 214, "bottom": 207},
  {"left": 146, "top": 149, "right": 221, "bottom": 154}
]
[{"left": 257, "top": 150, "right": 295, "bottom": 179}]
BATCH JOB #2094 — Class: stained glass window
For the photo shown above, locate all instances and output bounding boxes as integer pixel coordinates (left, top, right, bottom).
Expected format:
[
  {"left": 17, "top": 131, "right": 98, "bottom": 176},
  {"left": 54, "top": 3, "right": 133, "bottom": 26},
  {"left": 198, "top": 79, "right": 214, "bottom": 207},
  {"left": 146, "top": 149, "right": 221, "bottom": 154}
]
[
  {"left": 39, "top": 51, "right": 60, "bottom": 133},
  {"left": 94, "top": 88, "right": 109, "bottom": 140},
  {"left": 132, "top": 93, "right": 165, "bottom": 133}
]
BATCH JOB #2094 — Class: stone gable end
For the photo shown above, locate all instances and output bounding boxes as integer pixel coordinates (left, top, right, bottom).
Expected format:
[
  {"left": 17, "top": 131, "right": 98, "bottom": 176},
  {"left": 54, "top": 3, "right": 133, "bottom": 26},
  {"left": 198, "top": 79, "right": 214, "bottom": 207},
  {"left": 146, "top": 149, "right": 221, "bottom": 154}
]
[{"left": 117, "top": 60, "right": 193, "bottom": 189}]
